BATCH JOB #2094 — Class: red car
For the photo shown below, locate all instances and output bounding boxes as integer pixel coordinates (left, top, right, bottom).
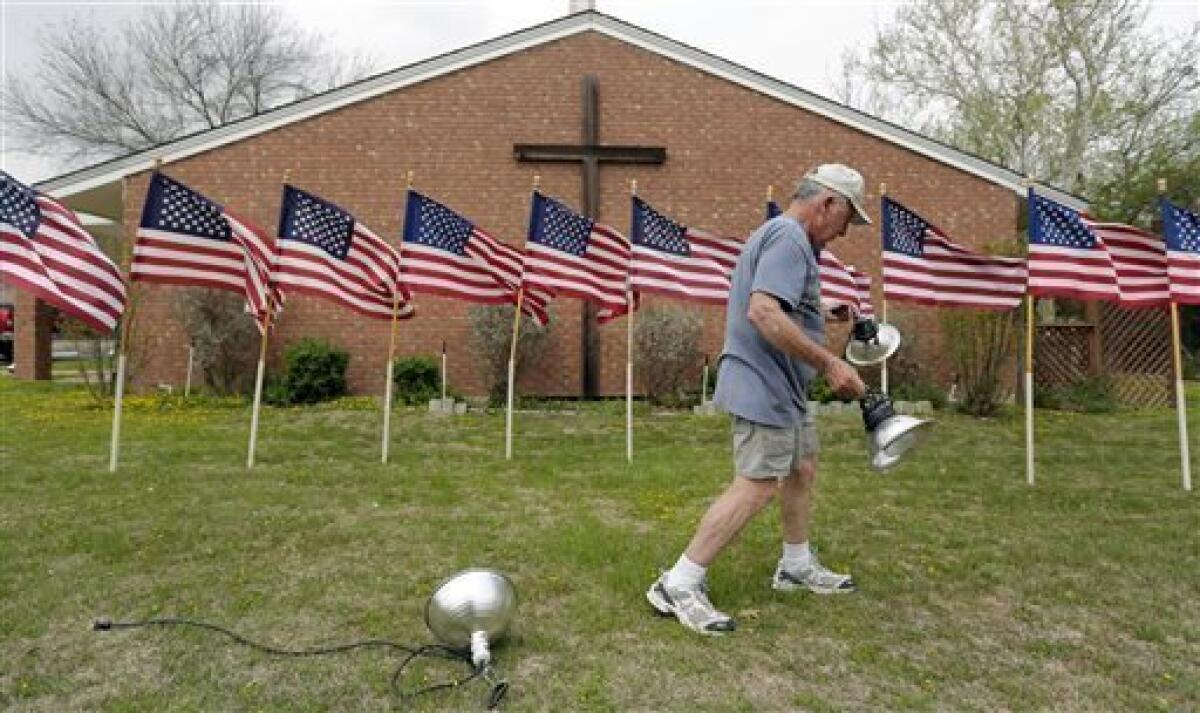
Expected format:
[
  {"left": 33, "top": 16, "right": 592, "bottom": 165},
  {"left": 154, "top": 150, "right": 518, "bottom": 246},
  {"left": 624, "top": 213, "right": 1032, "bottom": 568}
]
[{"left": 0, "top": 303, "right": 13, "bottom": 363}]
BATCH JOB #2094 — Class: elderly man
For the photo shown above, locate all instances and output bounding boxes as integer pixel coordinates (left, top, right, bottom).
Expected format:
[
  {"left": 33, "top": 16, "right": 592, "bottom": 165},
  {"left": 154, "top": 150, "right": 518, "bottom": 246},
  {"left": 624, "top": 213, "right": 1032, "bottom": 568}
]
[{"left": 647, "top": 164, "right": 871, "bottom": 635}]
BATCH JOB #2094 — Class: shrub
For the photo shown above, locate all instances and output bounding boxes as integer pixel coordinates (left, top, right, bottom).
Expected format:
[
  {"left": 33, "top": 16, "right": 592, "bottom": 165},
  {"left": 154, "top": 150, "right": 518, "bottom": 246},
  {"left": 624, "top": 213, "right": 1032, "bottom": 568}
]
[
  {"left": 806, "top": 375, "right": 836, "bottom": 403},
  {"left": 174, "top": 288, "right": 259, "bottom": 395},
  {"left": 392, "top": 356, "right": 440, "bottom": 405},
  {"left": 939, "top": 306, "right": 1019, "bottom": 417},
  {"left": 1035, "top": 376, "right": 1118, "bottom": 413},
  {"left": 468, "top": 304, "right": 551, "bottom": 406},
  {"left": 633, "top": 305, "right": 703, "bottom": 407},
  {"left": 270, "top": 338, "right": 349, "bottom": 405},
  {"left": 851, "top": 307, "right": 947, "bottom": 409}
]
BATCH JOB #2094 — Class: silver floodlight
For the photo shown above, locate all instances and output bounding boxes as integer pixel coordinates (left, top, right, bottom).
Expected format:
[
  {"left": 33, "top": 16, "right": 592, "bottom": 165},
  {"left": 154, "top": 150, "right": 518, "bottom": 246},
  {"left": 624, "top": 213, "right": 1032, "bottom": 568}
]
[
  {"left": 845, "top": 316, "right": 901, "bottom": 367},
  {"left": 859, "top": 389, "right": 932, "bottom": 470},
  {"left": 425, "top": 568, "right": 517, "bottom": 669}
]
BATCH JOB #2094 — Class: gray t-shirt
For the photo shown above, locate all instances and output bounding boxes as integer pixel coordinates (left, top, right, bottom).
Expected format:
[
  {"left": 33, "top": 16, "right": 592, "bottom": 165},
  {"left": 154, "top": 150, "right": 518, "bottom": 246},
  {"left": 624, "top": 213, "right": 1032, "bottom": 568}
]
[{"left": 712, "top": 215, "right": 825, "bottom": 427}]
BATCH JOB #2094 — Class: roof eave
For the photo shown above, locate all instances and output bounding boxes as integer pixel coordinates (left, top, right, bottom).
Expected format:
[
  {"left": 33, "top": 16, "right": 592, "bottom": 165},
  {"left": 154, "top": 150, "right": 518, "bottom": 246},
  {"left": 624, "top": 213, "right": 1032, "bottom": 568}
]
[{"left": 33, "top": 10, "right": 1087, "bottom": 211}]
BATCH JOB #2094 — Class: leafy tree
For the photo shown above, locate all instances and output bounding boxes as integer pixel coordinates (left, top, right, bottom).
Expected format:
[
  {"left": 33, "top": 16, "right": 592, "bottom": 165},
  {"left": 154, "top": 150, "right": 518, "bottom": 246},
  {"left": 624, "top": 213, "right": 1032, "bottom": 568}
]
[
  {"left": 841, "top": 0, "right": 1199, "bottom": 213},
  {"left": 5, "top": 1, "right": 374, "bottom": 162}
]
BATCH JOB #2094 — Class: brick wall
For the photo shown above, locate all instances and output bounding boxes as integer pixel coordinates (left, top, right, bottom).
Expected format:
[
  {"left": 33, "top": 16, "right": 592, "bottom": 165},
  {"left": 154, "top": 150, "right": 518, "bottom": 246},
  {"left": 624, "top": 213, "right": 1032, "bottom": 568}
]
[{"left": 119, "top": 31, "right": 1022, "bottom": 396}]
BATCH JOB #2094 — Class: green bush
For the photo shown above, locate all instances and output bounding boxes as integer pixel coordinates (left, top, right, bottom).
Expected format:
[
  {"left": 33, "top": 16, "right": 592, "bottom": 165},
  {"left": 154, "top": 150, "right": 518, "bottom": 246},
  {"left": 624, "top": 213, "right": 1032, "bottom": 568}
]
[
  {"left": 1035, "top": 376, "right": 1118, "bottom": 413},
  {"left": 633, "top": 306, "right": 704, "bottom": 407},
  {"left": 806, "top": 375, "right": 836, "bottom": 403},
  {"left": 268, "top": 338, "right": 349, "bottom": 405},
  {"left": 939, "top": 307, "right": 1018, "bottom": 417},
  {"left": 468, "top": 304, "right": 552, "bottom": 407},
  {"left": 890, "top": 380, "right": 949, "bottom": 410},
  {"left": 392, "top": 356, "right": 440, "bottom": 405}
]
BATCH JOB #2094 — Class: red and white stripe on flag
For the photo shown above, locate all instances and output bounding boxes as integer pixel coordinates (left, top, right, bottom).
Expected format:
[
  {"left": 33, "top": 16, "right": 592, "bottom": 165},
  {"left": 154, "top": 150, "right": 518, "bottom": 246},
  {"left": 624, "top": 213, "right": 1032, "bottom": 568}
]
[
  {"left": 226, "top": 211, "right": 283, "bottom": 330},
  {"left": 523, "top": 191, "right": 632, "bottom": 324},
  {"left": 274, "top": 185, "right": 411, "bottom": 321},
  {"left": 629, "top": 197, "right": 740, "bottom": 306},
  {"left": 819, "top": 251, "right": 875, "bottom": 319},
  {"left": 400, "top": 190, "right": 550, "bottom": 325},
  {"left": 0, "top": 171, "right": 126, "bottom": 332},
  {"left": 883, "top": 197, "right": 1027, "bottom": 310},
  {"left": 1028, "top": 191, "right": 1168, "bottom": 307},
  {"left": 1162, "top": 198, "right": 1200, "bottom": 305},
  {"left": 132, "top": 173, "right": 280, "bottom": 330}
]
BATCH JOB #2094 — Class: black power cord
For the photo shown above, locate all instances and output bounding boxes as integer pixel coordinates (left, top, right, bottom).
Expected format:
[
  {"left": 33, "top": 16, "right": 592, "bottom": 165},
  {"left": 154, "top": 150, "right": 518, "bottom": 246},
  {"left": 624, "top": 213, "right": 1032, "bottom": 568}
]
[{"left": 92, "top": 616, "right": 509, "bottom": 709}]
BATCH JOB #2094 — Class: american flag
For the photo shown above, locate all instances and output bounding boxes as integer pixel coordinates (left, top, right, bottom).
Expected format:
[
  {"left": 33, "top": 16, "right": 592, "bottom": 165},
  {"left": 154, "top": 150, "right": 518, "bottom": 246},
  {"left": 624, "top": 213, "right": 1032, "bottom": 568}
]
[
  {"left": 821, "top": 250, "right": 875, "bottom": 319},
  {"left": 1028, "top": 191, "right": 1168, "bottom": 307},
  {"left": 767, "top": 198, "right": 873, "bottom": 317},
  {"left": 522, "top": 191, "right": 632, "bottom": 323},
  {"left": 1161, "top": 198, "right": 1200, "bottom": 305},
  {"left": 883, "top": 197, "right": 1027, "bottom": 310},
  {"left": 133, "top": 172, "right": 280, "bottom": 331},
  {"left": 0, "top": 170, "right": 126, "bottom": 332},
  {"left": 275, "top": 186, "right": 411, "bottom": 320},
  {"left": 630, "top": 196, "right": 740, "bottom": 305},
  {"left": 401, "top": 190, "right": 550, "bottom": 325}
]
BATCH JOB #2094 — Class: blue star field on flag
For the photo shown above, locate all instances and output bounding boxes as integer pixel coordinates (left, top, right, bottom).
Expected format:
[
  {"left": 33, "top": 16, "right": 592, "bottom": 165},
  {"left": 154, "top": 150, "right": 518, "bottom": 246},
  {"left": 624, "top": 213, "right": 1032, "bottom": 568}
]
[
  {"left": 280, "top": 187, "right": 355, "bottom": 259},
  {"left": 632, "top": 197, "right": 690, "bottom": 256},
  {"left": 1029, "top": 193, "right": 1096, "bottom": 248},
  {"left": 529, "top": 193, "right": 594, "bottom": 256},
  {"left": 140, "top": 174, "right": 231, "bottom": 241},
  {"left": 882, "top": 199, "right": 927, "bottom": 257},
  {"left": 405, "top": 192, "right": 473, "bottom": 255},
  {"left": 1162, "top": 198, "right": 1200, "bottom": 254},
  {"left": 1, "top": 171, "right": 41, "bottom": 239}
]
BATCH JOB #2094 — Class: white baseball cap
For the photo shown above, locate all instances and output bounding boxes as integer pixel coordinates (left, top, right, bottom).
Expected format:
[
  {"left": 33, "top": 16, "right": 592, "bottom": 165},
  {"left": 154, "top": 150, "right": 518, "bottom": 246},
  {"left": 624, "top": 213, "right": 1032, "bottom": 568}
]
[{"left": 804, "top": 164, "right": 871, "bottom": 225}]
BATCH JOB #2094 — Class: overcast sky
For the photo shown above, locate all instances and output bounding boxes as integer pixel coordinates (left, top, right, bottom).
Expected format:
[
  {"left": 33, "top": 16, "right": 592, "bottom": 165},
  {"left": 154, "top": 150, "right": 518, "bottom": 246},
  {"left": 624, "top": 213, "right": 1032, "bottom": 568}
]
[{"left": 2, "top": 0, "right": 1197, "bottom": 183}]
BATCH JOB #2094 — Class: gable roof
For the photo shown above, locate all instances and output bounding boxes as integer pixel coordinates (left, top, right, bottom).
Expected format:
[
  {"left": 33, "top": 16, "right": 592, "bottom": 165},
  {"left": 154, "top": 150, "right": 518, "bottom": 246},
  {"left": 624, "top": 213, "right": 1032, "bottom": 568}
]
[{"left": 36, "top": 9, "right": 1084, "bottom": 217}]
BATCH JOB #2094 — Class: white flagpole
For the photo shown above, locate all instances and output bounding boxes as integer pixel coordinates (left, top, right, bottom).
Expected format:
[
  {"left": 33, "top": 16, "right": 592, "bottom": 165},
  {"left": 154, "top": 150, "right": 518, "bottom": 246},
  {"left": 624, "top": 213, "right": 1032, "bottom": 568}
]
[
  {"left": 109, "top": 173, "right": 136, "bottom": 473},
  {"left": 1170, "top": 302, "right": 1192, "bottom": 491},
  {"left": 246, "top": 314, "right": 271, "bottom": 468},
  {"left": 382, "top": 294, "right": 400, "bottom": 464},
  {"left": 626, "top": 179, "right": 637, "bottom": 463},
  {"left": 505, "top": 289, "right": 525, "bottom": 460},
  {"left": 1159, "top": 179, "right": 1192, "bottom": 491},
  {"left": 880, "top": 298, "right": 890, "bottom": 395},
  {"left": 441, "top": 340, "right": 447, "bottom": 402},
  {"left": 184, "top": 344, "right": 194, "bottom": 398},
  {"left": 1025, "top": 294, "right": 1036, "bottom": 486},
  {"left": 109, "top": 351, "right": 128, "bottom": 473},
  {"left": 701, "top": 355, "right": 709, "bottom": 405},
  {"left": 626, "top": 289, "right": 634, "bottom": 463},
  {"left": 878, "top": 183, "right": 890, "bottom": 396}
]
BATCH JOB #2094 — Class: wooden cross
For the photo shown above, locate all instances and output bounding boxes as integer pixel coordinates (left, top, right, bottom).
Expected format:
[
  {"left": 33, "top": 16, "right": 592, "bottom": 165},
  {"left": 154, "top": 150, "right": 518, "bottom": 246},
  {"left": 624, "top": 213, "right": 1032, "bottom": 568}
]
[{"left": 514, "top": 75, "right": 666, "bottom": 398}]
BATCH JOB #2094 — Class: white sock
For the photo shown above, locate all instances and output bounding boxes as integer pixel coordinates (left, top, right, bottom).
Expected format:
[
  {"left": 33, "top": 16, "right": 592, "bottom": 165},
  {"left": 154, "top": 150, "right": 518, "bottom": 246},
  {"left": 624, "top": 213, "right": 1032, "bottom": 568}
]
[
  {"left": 782, "top": 541, "right": 812, "bottom": 566},
  {"left": 665, "top": 554, "right": 707, "bottom": 590}
]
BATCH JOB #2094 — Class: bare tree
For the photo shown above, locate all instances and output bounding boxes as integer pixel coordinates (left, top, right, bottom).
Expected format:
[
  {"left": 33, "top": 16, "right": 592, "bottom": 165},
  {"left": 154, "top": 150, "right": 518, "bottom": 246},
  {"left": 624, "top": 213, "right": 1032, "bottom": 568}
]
[
  {"left": 174, "top": 288, "right": 259, "bottom": 396},
  {"left": 5, "top": 1, "right": 375, "bottom": 162},
  {"left": 841, "top": 0, "right": 1199, "bottom": 210}
]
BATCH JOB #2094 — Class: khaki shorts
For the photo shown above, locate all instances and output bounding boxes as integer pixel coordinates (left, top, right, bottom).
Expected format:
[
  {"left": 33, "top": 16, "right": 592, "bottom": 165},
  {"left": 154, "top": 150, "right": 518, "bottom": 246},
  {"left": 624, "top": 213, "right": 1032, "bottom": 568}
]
[{"left": 732, "top": 415, "right": 819, "bottom": 480}]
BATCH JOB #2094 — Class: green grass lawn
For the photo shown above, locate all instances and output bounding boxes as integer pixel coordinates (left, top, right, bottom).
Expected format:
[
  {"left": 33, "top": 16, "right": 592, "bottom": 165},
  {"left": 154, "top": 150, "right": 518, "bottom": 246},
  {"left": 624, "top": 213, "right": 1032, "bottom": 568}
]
[{"left": 1, "top": 379, "right": 1197, "bottom": 711}]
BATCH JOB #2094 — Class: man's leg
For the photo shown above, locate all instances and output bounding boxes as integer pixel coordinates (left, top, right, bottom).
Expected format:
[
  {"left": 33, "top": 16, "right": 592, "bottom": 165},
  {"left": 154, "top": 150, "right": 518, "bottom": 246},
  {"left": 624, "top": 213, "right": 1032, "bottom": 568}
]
[
  {"left": 774, "top": 436, "right": 856, "bottom": 594},
  {"left": 779, "top": 455, "right": 817, "bottom": 546},
  {"left": 646, "top": 475, "right": 776, "bottom": 635},
  {"left": 647, "top": 417, "right": 789, "bottom": 635},
  {"left": 684, "top": 475, "right": 778, "bottom": 566}
]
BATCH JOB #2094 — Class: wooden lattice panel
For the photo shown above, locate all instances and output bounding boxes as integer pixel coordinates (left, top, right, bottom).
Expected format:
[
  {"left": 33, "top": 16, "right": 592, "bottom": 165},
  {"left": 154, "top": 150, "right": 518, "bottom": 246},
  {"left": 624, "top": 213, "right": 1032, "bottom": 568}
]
[
  {"left": 1099, "top": 304, "right": 1171, "bottom": 408},
  {"left": 1034, "top": 325, "right": 1092, "bottom": 389}
]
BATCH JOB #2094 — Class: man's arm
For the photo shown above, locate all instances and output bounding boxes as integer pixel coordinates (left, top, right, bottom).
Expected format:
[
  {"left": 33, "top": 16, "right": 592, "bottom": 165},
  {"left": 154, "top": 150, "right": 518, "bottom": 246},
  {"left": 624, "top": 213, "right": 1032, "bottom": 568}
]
[{"left": 746, "top": 291, "right": 866, "bottom": 400}]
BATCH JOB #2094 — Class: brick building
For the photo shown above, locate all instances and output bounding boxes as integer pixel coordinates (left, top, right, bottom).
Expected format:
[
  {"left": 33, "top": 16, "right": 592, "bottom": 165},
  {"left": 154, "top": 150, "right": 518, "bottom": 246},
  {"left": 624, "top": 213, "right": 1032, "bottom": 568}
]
[{"left": 24, "top": 9, "right": 1082, "bottom": 396}]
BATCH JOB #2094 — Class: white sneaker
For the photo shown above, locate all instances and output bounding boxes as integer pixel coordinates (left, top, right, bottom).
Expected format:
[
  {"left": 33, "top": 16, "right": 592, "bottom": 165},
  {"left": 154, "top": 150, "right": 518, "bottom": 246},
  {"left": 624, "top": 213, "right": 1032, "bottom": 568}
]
[
  {"left": 646, "top": 574, "right": 736, "bottom": 635},
  {"left": 772, "top": 556, "right": 857, "bottom": 594}
]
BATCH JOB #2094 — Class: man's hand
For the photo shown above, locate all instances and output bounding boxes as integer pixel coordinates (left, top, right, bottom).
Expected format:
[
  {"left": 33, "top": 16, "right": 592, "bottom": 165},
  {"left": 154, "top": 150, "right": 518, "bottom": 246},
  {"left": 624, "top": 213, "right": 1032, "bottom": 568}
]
[{"left": 822, "top": 358, "right": 867, "bottom": 401}]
